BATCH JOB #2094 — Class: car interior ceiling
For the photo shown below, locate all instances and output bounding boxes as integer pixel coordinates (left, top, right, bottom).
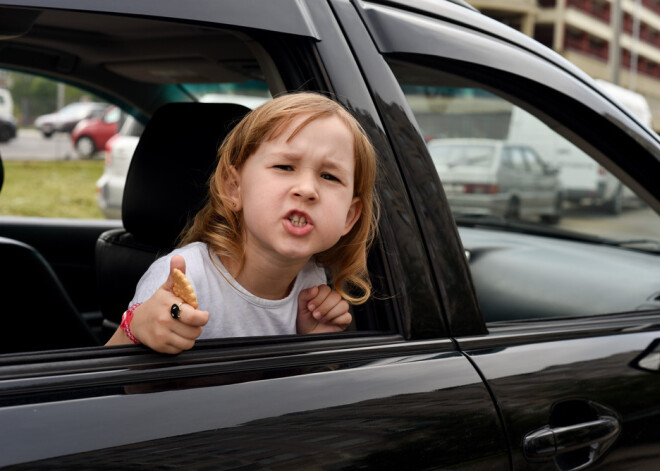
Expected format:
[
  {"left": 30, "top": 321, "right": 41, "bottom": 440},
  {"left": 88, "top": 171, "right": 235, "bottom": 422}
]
[{"left": 0, "top": 6, "right": 274, "bottom": 115}]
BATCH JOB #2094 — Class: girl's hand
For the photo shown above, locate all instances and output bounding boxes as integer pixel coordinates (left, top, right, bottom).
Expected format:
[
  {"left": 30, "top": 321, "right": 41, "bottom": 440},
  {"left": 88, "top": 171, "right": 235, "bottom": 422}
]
[
  {"left": 107, "top": 255, "right": 210, "bottom": 354},
  {"left": 296, "top": 285, "right": 352, "bottom": 334}
]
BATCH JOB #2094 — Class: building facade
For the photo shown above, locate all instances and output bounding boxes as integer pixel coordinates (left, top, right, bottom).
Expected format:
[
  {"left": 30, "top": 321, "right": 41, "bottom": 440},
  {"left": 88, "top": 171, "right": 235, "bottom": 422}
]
[{"left": 472, "top": 0, "right": 660, "bottom": 131}]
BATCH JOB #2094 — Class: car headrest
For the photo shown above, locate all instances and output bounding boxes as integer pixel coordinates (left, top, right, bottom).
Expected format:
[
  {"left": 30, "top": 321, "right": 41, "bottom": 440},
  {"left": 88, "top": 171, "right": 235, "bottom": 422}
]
[{"left": 122, "top": 102, "right": 251, "bottom": 247}]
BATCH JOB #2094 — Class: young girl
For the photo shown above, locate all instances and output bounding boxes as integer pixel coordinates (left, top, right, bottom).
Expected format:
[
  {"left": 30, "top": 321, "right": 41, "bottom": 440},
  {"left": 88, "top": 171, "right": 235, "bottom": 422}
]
[{"left": 106, "top": 92, "right": 378, "bottom": 354}]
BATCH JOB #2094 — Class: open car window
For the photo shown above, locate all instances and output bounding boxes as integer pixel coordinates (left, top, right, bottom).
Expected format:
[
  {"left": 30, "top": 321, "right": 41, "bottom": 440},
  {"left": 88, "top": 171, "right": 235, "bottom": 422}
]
[{"left": 0, "top": 7, "right": 397, "bottom": 356}]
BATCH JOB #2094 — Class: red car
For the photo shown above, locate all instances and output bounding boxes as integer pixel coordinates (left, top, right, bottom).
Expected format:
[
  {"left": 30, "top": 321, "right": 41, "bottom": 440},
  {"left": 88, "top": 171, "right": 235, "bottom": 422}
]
[{"left": 70, "top": 105, "right": 124, "bottom": 158}]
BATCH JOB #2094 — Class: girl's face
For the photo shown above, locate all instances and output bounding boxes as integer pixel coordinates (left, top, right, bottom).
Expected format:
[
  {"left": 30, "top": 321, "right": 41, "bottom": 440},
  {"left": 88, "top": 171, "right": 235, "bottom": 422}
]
[{"left": 227, "top": 114, "right": 361, "bottom": 266}]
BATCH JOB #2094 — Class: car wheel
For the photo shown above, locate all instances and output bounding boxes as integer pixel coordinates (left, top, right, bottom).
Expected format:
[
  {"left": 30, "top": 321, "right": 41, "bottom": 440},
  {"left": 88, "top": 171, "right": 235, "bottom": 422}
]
[
  {"left": 604, "top": 186, "right": 623, "bottom": 215},
  {"left": 76, "top": 135, "right": 97, "bottom": 158},
  {"left": 42, "top": 128, "right": 54, "bottom": 138},
  {"left": 541, "top": 194, "right": 562, "bottom": 224},
  {"left": 504, "top": 197, "right": 520, "bottom": 219},
  {"left": 0, "top": 126, "right": 10, "bottom": 143}
]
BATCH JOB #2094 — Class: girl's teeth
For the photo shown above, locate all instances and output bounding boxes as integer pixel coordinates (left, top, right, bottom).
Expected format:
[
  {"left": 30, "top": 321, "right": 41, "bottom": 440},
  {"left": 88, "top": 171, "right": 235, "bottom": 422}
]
[{"left": 289, "top": 215, "right": 307, "bottom": 227}]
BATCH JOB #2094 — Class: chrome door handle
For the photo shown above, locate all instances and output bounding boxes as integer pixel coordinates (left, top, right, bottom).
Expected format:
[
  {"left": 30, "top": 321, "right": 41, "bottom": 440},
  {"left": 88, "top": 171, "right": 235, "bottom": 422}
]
[{"left": 524, "top": 416, "right": 619, "bottom": 459}]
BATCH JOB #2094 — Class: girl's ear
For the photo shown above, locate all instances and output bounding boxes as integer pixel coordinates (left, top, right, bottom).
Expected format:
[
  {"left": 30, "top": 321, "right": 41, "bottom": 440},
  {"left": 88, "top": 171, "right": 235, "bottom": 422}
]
[
  {"left": 224, "top": 166, "right": 243, "bottom": 211},
  {"left": 342, "top": 197, "right": 362, "bottom": 236}
]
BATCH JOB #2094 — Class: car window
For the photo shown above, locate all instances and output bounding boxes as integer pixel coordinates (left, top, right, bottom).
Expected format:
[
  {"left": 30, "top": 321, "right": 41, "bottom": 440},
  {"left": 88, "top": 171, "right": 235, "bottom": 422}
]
[
  {"left": 506, "top": 147, "right": 527, "bottom": 172},
  {"left": 523, "top": 148, "right": 545, "bottom": 174},
  {"left": 0, "top": 68, "right": 271, "bottom": 220},
  {"left": 387, "top": 59, "right": 660, "bottom": 322},
  {"left": 102, "top": 106, "right": 122, "bottom": 124}
]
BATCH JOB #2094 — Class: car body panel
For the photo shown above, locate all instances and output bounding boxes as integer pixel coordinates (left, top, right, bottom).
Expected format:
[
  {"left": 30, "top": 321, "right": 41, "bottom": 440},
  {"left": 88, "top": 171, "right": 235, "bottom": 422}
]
[
  {"left": 0, "top": 339, "right": 508, "bottom": 468},
  {"left": 460, "top": 321, "right": 660, "bottom": 470},
  {"left": 71, "top": 105, "right": 124, "bottom": 156}
]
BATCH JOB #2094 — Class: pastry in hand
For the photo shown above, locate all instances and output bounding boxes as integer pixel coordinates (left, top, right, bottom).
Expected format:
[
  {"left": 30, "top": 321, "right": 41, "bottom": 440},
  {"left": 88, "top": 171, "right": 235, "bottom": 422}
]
[{"left": 172, "top": 268, "right": 199, "bottom": 309}]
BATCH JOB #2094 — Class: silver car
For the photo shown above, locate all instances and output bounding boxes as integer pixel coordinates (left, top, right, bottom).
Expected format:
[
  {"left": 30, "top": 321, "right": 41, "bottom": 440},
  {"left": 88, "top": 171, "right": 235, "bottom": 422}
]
[
  {"left": 429, "top": 138, "right": 562, "bottom": 223},
  {"left": 34, "top": 101, "right": 109, "bottom": 137},
  {"left": 95, "top": 115, "right": 144, "bottom": 219}
]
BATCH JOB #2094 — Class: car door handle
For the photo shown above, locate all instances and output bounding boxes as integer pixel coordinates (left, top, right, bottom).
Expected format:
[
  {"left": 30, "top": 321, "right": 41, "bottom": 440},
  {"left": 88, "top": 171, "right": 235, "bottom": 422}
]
[{"left": 524, "top": 416, "right": 620, "bottom": 460}]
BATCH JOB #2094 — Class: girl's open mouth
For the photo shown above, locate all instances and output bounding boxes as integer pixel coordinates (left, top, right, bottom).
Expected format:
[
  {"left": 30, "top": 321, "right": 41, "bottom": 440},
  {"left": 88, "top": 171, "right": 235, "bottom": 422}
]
[{"left": 284, "top": 210, "right": 314, "bottom": 235}]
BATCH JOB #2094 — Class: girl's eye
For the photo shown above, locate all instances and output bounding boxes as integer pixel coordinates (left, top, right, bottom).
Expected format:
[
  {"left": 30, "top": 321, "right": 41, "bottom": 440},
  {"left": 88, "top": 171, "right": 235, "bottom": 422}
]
[
  {"left": 321, "top": 173, "right": 341, "bottom": 183},
  {"left": 274, "top": 165, "right": 294, "bottom": 171}
]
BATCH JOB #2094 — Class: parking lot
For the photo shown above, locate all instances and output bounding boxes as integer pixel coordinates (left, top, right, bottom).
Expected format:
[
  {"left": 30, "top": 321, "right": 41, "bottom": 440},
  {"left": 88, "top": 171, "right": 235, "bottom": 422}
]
[
  {"left": 0, "top": 128, "right": 78, "bottom": 161},
  {"left": 559, "top": 205, "right": 660, "bottom": 242}
]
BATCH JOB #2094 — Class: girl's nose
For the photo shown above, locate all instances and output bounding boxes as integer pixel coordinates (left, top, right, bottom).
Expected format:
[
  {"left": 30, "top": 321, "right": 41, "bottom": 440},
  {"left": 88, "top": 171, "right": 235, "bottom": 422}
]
[{"left": 292, "top": 172, "right": 318, "bottom": 201}]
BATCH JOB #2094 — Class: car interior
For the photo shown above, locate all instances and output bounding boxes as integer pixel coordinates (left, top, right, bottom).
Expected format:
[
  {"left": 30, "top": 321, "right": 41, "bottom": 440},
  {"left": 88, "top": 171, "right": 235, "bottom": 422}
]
[{"left": 0, "top": 5, "right": 395, "bottom": 354}]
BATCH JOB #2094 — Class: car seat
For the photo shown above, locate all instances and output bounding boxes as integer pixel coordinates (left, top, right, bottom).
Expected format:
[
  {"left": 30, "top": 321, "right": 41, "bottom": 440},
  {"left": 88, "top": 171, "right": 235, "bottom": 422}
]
[
  {"left": 95, "top": 102, "right": 251, "bottom": 327},
  {"left": 0, "top": 154, "right": 100, "bottom": 353}
]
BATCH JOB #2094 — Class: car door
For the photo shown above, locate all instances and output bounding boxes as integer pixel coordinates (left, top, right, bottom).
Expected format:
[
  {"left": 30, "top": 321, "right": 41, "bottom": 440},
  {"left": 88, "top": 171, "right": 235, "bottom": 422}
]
[
  {"left": 0, "top": 1, "right": 507, "bottom": 469},
  {"left": 336, "top": 1, "right": 660, "bottom": 470}
]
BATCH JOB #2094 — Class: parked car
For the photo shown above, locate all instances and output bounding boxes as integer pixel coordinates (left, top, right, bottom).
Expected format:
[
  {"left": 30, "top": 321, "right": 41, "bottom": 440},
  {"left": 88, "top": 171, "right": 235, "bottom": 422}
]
[
  {"left": 96, "top": 115, "right": 144, "bottom": 218},
  {"left": 0, "top": 87, "right": 16, "bottom": 142},
  {"left": 34, "top": 101, "right": 108, "bottom": 138},
  {"left": 507, "top": 105, "right": 637, "bottom": 214},
  {"left": 71, "top": 105, "right": 125, "bottom": 158},
  {"left": 428, "top": 138, "right": 561, "bottom": 222},
  {"left": 0, "top": 1, "right": 660, "bottom": 470}
]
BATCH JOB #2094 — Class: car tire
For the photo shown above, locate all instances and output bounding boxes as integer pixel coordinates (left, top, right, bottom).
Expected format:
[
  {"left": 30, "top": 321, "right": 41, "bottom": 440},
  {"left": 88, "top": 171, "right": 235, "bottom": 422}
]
[
  {"left": 504, "top": 197, "right": 520, "bottom": 219},
  {"left": 541, "top": 194, "right": 562, "bottom": 224},
  {"left": 0, "top": 126, "right": 11, "bottom": 143},
  {"left": 42, "top": 129, "right": 54, "bottom": 138},
  {"left": 75, "top": 135, "right": 96, "bottom": 158},
  {"left": 604, "top": 186, "right": 623, "bottom": 215}
]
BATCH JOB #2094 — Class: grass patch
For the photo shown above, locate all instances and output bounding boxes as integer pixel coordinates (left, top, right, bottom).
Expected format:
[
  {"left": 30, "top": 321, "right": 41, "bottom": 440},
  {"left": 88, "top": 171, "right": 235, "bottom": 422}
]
[{"left": 0, "top": 160, "right": 106, "bottom": 218}]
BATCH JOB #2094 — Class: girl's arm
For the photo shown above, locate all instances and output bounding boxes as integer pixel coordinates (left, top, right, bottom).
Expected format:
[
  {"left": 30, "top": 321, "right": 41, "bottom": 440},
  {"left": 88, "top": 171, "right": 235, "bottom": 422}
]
[
  {"left": 296, "top": 285, "right": 352, "bottom": 334},
  {"left": 105, "top": 255, "right": 210, "bottom": 353}
]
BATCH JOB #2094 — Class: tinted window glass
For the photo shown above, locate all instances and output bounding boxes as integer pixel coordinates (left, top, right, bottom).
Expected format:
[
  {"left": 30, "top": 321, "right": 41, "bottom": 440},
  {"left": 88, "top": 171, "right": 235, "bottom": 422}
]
[{"left": 387, "top": 59, "right": 660, "bottom": 321}]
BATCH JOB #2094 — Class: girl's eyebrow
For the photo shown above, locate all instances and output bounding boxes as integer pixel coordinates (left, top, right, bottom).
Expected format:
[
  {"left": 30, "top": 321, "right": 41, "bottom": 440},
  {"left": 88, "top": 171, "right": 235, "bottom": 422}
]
[{"left": 276, "top": 152, "right": 352, "bottom": 173}]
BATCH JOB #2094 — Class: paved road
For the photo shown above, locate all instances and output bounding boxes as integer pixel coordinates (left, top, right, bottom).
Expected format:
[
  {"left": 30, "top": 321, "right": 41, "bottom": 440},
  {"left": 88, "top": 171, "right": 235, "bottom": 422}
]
[
  {"left": 0, "top": 128, "right": 92, "bottom": 161},
  {"left": 559, "top": 205, "right": 660, "bottom": 242}
]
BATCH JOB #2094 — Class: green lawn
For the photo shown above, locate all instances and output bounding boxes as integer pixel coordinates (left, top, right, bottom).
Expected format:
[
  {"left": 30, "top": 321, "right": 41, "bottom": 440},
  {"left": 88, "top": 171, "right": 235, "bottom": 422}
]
[{"left": 0, "top": 160, "right": 106, "bottom": 219}]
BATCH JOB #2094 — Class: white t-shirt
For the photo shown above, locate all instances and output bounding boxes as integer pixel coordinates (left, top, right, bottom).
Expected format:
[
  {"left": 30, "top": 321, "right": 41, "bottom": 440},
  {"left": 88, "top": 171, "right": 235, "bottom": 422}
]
[{"left": 129, "top": 242, "right": 327, "bottom": 338}]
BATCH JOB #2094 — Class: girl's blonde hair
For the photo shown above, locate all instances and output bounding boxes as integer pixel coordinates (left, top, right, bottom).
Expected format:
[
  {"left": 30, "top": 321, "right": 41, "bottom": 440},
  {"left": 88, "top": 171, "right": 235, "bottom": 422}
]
[{"left": 180, "top": 92, "right": 379, "bottom": 304}]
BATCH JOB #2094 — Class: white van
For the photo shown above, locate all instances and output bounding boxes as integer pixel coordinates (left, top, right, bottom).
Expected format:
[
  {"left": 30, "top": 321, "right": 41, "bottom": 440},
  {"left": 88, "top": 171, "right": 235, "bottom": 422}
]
[
  {"left": 0, "top": 88, "right": 17, "bottom": 142},
  {"left": 507, "top": 81, "right": 651, "bottom": 214}
]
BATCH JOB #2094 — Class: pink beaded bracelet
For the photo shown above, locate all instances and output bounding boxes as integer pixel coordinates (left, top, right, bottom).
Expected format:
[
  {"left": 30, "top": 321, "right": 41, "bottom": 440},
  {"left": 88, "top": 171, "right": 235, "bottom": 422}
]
[{"left": 120, "top": 303, "right": 142, "bottom": 344}]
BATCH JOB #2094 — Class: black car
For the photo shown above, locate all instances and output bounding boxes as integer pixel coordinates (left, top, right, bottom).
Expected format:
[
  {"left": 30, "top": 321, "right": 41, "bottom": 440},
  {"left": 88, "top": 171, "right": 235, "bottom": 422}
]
[{"left": 0, "top": 1, "right": 659, "bottom": 470}]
